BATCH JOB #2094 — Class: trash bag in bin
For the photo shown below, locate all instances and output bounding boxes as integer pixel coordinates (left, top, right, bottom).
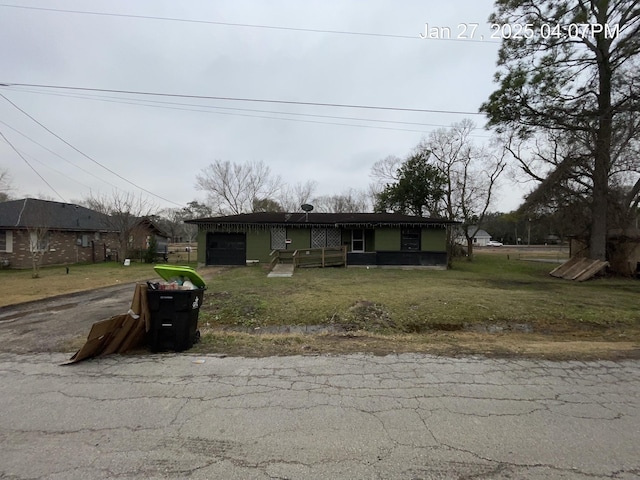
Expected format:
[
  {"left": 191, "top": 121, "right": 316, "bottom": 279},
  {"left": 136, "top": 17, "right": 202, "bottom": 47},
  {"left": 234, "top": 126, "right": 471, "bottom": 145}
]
[{"left": 146, "top": 265, "right": 207, "bottom": 352}]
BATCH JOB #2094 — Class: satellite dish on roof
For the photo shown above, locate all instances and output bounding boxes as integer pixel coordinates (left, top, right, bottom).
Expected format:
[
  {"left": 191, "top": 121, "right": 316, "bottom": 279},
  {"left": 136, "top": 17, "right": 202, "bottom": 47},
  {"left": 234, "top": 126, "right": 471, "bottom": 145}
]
[{"left": 301, "top": 204, "right": 314, "bottom": 212}]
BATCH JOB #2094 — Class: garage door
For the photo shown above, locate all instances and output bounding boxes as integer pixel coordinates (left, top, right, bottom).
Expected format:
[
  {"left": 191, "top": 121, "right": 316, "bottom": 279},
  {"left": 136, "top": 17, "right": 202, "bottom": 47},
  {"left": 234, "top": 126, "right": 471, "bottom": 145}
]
[{"left": 206, "top": 232, "right": 246, "bottom": 265}]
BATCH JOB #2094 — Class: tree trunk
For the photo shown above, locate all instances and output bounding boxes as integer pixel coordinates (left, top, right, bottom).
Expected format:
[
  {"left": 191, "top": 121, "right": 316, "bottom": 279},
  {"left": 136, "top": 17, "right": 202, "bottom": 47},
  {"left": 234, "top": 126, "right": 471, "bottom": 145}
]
[
  {"left": 466, "top": 236, "right": 474, "bottom": 261},
  {"left": 590, "top": 21, "right": 612, "bottom": 261}
]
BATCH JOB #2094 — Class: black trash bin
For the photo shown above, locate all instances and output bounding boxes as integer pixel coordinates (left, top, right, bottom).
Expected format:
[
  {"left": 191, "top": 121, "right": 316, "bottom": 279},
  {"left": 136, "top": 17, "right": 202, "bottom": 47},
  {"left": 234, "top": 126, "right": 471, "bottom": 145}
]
[{"left": 147, "top": 265, "right": 207, "bottom": 352}]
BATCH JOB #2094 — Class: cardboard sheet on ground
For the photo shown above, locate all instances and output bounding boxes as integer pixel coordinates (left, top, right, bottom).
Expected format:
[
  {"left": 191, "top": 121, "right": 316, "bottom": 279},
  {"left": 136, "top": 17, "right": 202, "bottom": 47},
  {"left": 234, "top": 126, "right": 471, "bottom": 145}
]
[{"left": 66, "top": 283, "right": 151, "bottom": 364}]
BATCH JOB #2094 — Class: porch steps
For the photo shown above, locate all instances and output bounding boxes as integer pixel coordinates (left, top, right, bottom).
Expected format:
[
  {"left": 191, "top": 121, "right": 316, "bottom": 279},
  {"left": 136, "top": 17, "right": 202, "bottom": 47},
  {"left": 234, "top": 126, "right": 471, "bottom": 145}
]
[{"left": 267, "top": 263, "right": 295, "bottom": 278}]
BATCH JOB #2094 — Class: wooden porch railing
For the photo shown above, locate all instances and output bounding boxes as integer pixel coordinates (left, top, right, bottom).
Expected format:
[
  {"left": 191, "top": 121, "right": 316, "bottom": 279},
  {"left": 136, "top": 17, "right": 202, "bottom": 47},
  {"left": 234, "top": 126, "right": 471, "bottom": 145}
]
[{"left": 292, "top": 246, "right": 347, "bottom": 268}]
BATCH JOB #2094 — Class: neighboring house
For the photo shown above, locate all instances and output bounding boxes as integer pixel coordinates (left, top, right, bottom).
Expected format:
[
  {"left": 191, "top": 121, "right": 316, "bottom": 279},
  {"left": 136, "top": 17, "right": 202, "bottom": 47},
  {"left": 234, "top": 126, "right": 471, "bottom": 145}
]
[
  {"left": 455, "top": 226, "right": 492, "bottom": 247},
  {"left": 0, "top": 198, "right": 119, "bottom": 269},
  {"left": 127, "top": 217, "right": 171, "bottom": 262},
  {"left": 185, "top": 212, "right": 459, "bottom": 268}
]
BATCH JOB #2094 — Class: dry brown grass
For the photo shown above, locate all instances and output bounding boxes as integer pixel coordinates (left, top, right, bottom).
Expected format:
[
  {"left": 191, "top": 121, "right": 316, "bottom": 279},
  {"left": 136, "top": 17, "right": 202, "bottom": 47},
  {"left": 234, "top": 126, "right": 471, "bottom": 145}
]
[
  {"left": 0, "top": 262, "right": 159, "bottom": 306},
  {"left": 192, "top": 329, "right": 640, "bottom": 360}
]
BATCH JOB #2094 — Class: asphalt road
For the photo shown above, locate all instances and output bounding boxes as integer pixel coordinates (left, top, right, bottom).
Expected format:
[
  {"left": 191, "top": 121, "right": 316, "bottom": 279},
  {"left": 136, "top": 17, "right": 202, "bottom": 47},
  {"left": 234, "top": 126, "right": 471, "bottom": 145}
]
[
  {"left": 0, "top": 352, "right": 639, "bottom": 479},
  {"left": 0, "top": 286, "right": 639, "bottom": 479},
  {"left": 0, "top": 283, "right": 136, "bottom": 353}
]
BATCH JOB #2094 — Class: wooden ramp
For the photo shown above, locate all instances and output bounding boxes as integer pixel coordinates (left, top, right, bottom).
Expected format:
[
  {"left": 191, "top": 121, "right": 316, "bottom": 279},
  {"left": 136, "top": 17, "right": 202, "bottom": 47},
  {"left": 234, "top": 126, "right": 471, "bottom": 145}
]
[
  {"left": 268, "top": 263, "right": 294, "bottom": 278},
  {"left": 549, "top": 257, "right": 609, "bottom": 281}
]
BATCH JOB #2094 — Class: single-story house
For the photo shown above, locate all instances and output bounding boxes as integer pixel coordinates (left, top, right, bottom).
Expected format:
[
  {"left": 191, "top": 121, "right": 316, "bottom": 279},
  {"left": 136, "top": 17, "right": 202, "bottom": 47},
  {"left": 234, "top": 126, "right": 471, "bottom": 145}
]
[
  {"left": 185, "top": 212, "right": 459, "bottom": 268},
  {"left": 455, "top": 226, "right": 492, "bottom": 247},
  {"left": 126, "top": 217, "right": 171, "bottom": 262},
  {"left": 0, "top": 198, "right": 120, "bottom": 269}
]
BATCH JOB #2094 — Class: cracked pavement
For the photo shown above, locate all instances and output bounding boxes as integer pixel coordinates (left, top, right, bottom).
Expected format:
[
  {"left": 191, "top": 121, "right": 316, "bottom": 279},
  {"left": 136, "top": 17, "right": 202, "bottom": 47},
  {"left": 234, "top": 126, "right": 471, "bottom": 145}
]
[{"left": 0, "top": 352, "right": 638, "bottom": 479}]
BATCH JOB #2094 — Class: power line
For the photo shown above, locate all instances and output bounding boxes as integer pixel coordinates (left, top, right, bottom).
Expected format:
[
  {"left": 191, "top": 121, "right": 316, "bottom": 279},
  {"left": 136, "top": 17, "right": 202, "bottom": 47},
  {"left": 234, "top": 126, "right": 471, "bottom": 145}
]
[
  {"left": 3, "top": 86, "right": 492, "bottom": 138},
  {"left": 8, "top": 143, "right": 94, "bottom": 192},
  {"left": 0, "top": 3, "right": 498, "bottom": 44},
  {"left": 1, "top": 83, "right": 485, "bottom": 116},
  {"left": 0, "top": 93, "right": 184, "bottom": 207},
  {"left": 11, "top": 86, "right": 488, "bottom": 132},
  {"left": 0, "top": 129, "right": 66, "bottom": 202},
  {"left": 0, "top": 120, "right": 123, "bottom": 190}
]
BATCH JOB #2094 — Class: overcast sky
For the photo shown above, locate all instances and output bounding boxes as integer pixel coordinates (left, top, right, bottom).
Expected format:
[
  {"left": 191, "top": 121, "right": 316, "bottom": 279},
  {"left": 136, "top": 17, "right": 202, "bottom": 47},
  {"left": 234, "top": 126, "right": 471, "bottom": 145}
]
[{"left": 0, "top": 0, "right": 526, "bottom": 213}]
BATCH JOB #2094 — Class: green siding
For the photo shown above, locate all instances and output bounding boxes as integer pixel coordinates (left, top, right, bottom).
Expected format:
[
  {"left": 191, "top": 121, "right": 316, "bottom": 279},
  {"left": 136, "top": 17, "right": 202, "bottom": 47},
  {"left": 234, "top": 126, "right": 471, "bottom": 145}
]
[
  {"left": 286, "top": 228, "right": 311, "bottom": 251},
  {"left": 196, "top": 229, "right": 206, "bottom": 264},
  {"left": 375, "top": 228, "right": 400, "bottom": 251},
  {"left": 422, "top": 227, "right": 447, "bottom": 251},
  {"left": 365, "top": 229, "right": 375, "bottom": 252},
  {"left": 196, "top": 224, "right": 450, "bottom": 265},
  {"left": 246, "top": 229, "right": 271, "bottom": 262}
]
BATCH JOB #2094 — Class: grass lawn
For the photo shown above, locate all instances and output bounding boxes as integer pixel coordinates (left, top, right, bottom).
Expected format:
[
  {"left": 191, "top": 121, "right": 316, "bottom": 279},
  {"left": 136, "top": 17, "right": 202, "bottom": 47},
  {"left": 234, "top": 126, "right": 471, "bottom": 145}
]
[
  {"left": 2, "top": 254, "right": 639, "bottom": 359},
  {"left": 192, "top": 254, "right": 640, "bottom": 358},
  {"left": 201, "top": 254, "right": 640, "bottom": 331},
  {"left": 0, "top": 261, "right": 196, "bottom": 307}
]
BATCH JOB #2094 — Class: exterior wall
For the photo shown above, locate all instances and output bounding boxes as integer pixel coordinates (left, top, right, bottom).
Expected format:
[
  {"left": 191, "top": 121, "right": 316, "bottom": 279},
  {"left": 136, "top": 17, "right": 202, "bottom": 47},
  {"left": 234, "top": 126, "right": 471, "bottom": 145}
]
[
  {"left": 3, "top": 229, "right": 119, "bottom": 269},
  {"left": 285, "top": 228, "right": 311, "bottom": 252},
  {"left": 246, "top": 229, "right": 271, "bottom": 263},
  {"left": 375, "top": 228, "right": 401, "bottom": 251},
  {"left": 422, "top": 228, "right": 447, "bottom": 251},
  {"left": 341, "top": 229, "right": 351, "bottom": 247},
  {"left": 196, "top": 229, "right": 207, "bottom": 265},
  {"left": 364, "top": 229, "right": 375, "bottom": 252}
]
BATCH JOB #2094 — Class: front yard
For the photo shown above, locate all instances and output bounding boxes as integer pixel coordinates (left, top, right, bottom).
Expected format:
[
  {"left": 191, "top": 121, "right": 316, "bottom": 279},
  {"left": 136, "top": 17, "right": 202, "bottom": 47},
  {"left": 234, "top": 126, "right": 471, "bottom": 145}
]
[
  {"left": 193, "top": 254, "right": 640, "bottom": 359},
  {"left": 1, "top": 253, "right": 638, "bottom": 359}
]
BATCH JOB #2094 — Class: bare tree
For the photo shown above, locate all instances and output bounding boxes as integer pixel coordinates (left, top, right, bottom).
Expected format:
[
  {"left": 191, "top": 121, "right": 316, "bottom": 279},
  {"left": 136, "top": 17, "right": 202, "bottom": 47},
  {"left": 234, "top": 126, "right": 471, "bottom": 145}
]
[
  {"left": 84, "top": 191, "right": 159, "bottom": 260},
  {"left": 419, "top": 119, "right": 507, "bottom": 259},
  {"left": 505, "top": 123, "right": 640, "bottom": 237},
  {"left": 195, "top": 160, "right": 282, "bottom": 214},
  {"left": 312, "top": 188, "right": 370, "bottom": 213},
  {"left": 277, "top": 180, "right": 317, "bottom": 212},
  {"left": 369, "top": 155, "right": 402, "bottom": 198},
  {"left": 26, "top": 208, "right": 50, "bottom": 279},
  {"left": 0, "top": 168, "right": 13, "bottom": 202}
]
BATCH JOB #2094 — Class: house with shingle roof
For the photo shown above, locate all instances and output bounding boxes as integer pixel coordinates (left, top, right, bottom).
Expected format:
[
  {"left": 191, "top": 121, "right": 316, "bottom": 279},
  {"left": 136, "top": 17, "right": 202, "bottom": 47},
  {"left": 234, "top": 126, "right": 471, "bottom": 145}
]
[
  {"left": 0, "top": 198, "right": 169, "bottom": 268},
  {"left": 185, "top": 212, "right": 459, "bottom": 268}
]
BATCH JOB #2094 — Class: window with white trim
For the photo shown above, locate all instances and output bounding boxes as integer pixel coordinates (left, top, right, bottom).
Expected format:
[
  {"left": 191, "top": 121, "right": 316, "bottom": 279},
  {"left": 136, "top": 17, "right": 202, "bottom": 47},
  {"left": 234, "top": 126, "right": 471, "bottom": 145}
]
[
  {"left": 351, "top": 229, "right": 364, "bottom": 252},
  {"left": 29, "top": 231, "right": 50, "bottom": 252}
]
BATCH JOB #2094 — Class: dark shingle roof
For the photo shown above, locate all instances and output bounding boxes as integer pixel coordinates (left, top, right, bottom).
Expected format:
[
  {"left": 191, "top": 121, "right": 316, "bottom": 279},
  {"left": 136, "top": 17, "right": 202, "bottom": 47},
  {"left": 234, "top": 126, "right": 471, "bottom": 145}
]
[
  {"left": 0, "top": 198, "right": 114, "bottom": 231},
  {"left": 186, "top": 212, "right": 459, "bottom": 228}
]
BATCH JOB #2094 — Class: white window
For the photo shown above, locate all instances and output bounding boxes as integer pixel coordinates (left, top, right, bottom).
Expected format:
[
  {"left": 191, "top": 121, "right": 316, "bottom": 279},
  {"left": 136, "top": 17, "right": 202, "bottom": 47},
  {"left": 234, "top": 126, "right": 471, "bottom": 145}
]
[
  {"left": 0, "top": 231, "right": 12, "bottom": 252},
  {"left": 351, "top": 229, "right": 365, "bottom": 252},
  {"left": 29, "top": 231, "right": 50, "bottom": 252}
]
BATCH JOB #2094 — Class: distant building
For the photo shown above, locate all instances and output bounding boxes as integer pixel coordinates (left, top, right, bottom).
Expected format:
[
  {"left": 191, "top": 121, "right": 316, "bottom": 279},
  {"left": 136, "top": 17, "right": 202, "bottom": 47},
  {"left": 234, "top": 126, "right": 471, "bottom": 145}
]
[{"left": 455, "top": 226, "right": 492, "bottom": 247}]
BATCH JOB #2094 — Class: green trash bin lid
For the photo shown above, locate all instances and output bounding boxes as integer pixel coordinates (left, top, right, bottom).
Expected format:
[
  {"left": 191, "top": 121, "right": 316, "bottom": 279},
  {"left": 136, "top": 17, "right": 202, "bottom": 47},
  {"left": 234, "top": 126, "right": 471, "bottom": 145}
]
[{"left": 153, "top": 265, "right": 207, "bottom": 288}]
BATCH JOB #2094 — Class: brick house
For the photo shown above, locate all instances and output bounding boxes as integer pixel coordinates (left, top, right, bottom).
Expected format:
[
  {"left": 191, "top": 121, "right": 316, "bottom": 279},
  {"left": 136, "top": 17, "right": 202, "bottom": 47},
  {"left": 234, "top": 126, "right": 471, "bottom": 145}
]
[{"left": 0, "top": 198, "right": 120, "bottom": 269}]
